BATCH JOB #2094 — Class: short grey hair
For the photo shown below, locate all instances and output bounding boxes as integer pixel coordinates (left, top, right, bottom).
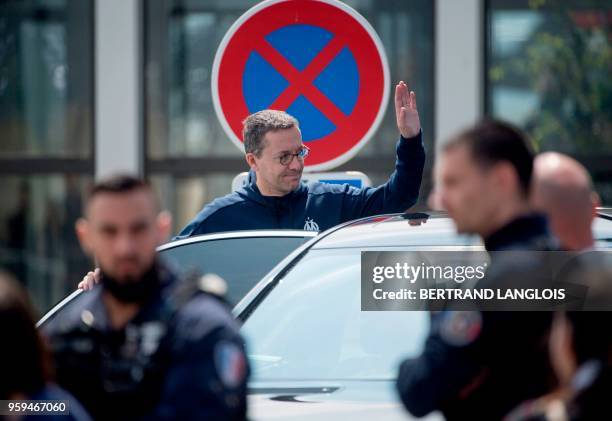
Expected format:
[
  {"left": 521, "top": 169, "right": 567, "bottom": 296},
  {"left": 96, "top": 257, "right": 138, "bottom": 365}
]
[{"left": 242, "top": 110, "right": 299, "bottom": 157}]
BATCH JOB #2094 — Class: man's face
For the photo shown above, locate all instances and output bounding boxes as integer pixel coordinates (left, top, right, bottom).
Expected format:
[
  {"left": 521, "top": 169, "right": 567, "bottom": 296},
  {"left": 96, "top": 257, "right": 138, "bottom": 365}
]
[
  {"left": 248, "top": 126, "right": 305, "bottom": 196},
  {"left": 78, "top": 190, "right": 166, "bottom": 283},
  {"left": 436, "top": 145, "right": 499, "bottom": 236}
]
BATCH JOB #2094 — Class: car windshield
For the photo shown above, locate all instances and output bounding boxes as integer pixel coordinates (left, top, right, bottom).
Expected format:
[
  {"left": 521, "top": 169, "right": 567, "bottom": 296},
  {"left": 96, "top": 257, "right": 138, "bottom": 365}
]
[{"left": 241, "top": 248, "right": 429, "bottom": 381}]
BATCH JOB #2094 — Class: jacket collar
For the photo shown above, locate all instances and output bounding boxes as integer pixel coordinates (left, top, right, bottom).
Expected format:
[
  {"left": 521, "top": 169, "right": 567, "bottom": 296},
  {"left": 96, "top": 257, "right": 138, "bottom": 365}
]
[
  {"left": 238, "top": 169, "right": 307, "bottom": 207},
  {"left": 484, "top": 213, "right": 552, "bottom": 251}
]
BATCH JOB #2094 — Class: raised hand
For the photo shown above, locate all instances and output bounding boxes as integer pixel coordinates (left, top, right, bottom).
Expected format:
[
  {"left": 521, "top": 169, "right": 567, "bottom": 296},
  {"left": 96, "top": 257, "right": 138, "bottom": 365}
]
[{"left": 395, "top": 81, "right": 421, "bottom": 139}]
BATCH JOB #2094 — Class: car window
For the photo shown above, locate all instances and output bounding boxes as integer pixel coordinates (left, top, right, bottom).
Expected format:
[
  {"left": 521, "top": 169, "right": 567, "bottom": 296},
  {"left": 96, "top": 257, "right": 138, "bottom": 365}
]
[
  {"left": 159, "top": 236, "right": 311, "bottom": 304},
  {"left": 241, "top": 248, "right": 430, "bottom": 381}
]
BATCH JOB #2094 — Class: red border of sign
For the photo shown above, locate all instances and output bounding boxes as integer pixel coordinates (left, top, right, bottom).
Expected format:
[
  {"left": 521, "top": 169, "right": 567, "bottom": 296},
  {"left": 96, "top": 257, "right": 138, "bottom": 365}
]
[{"left": 212, "top": 0, "right": 389, "bottom": 171}]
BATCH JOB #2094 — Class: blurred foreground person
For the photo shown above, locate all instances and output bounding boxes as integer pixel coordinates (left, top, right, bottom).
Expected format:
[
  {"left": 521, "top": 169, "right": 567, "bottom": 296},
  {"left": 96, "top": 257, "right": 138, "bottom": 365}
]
[
  {"left": 42, "top": 175, "right": 248, "bottom": 420},
  {"left": 0, "top": 271, "right": 91, "bottom": 420},
  {"left": 532, "top": 152, "right": 612, "bottom": 310},
  {"left": 506, "top": 310, "right": 612, "bottom": 421},
  {"left": 531, "top": 152, "right": 600, "bottom": 251},
  {"left": 397, "top": 120, "right": 556, "bottom": 419}
]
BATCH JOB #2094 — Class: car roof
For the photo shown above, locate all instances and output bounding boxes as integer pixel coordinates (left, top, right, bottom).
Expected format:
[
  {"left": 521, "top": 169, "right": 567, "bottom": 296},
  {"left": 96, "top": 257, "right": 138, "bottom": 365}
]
[
  {"left": 311, "top": 212, "right": 481, "bottom": 249},
  {"left": 593, "top": 211, "right": 612, "bottom": 243},
  {"left": 597, "top": 207, "right": 612, "bottom": 218},
  {"left": 310, "top": 211, "right": 612, "bottom": 250}
]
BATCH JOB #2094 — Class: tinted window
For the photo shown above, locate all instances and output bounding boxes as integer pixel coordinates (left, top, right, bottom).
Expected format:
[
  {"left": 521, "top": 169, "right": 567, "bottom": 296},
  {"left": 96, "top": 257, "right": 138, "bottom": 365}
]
[
  {"left": 159, "top": 236, "right": 311, "bottom": 304},
  {"left": 241, "top": 248, "right": 429, "bottom": 380},
  {"left": 0, "top": 1, "right": 94, "bottom": 313}
]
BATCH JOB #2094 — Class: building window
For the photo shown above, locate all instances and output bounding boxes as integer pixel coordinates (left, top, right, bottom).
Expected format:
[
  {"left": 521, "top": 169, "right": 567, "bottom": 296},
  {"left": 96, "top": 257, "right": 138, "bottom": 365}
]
[
  {"left": 144, "top": 0, "right": 435, "bottom": 231},
  {"left": 486, "top": 0, "right": 612, "bottom": 201},
  {"left": 0, "top": 0, "right": 94, "bottom": 312}
]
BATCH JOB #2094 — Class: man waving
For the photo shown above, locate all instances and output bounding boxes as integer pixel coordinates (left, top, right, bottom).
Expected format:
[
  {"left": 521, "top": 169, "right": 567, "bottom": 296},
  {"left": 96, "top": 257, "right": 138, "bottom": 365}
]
[{"left": 175, "top": 81, "right": 425, "bottom": 237}]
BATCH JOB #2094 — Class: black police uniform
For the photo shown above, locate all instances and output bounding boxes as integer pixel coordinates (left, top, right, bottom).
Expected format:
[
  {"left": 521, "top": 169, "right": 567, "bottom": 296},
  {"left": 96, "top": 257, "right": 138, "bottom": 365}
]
[
  {"left": 42, "top": 262, "right": 248, "bottom": 420},
  {"left": 396, "top": 214, "right": 557, "bottom": 420}
]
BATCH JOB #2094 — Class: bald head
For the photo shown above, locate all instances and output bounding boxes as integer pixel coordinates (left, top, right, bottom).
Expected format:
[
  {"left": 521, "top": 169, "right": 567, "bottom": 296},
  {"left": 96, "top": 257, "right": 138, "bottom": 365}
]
[{"left": 531, "top": 152, "right": 600, "bottom": 250}]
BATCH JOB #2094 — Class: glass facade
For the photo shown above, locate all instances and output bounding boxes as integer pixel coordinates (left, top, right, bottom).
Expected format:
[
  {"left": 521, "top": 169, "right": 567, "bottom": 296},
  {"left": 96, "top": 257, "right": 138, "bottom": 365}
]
[
  {"left": 145, "top": 0, "right": 435, "bottom": 231},
  {"left": 486, "top": 0, "right": 612, "bottom": 201},
  {"left": 0, "top": 175, "right": 92, "bottom": 311},
  {"left": 0, "top": 0, "right": 94, "bottom": 313},
  {"left": 0, "top": 0, "right": 93, "bottom": 158}
]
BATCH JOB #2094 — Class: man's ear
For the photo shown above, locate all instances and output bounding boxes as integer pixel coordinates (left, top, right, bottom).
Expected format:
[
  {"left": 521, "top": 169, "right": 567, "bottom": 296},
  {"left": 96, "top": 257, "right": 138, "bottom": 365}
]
[
  {"left": 492, "top": 162, "right": 519, "bottom": 195},
  {"left": 245, "top": 153, "right": 258, "bottom": 170},
  {"left": 156, "top": 211, "right": 173, "bottom": 244},
  {"left": 590, "top": 191, "right": 601, "bottom": 220},
  {"left": 75, "top": 218, "right": 92, "bottom": 256}
]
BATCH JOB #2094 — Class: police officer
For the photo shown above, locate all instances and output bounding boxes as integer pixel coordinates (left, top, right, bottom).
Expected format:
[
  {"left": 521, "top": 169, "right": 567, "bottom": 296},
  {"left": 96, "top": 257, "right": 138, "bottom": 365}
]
[
  {"left": 396, "top": 120, "right": 557, "bottom": 420},
  {"left": 42, "top": 175, "right": 248, "bottom": 420}
]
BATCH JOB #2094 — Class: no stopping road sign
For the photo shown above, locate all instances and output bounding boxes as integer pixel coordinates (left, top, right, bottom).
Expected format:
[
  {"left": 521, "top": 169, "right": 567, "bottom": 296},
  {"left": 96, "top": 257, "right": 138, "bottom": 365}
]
[{"left": 212, "top": 0, "right": 390, "bottom": 171}]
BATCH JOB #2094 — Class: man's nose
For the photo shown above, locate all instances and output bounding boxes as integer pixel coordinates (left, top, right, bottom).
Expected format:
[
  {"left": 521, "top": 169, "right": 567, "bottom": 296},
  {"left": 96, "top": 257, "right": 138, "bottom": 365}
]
[
  {"left": 288, "top": 155, "right": 303, "bottom": 171},
  {"left": 115, "top": 233, "right": 137, "bottom": 255}
]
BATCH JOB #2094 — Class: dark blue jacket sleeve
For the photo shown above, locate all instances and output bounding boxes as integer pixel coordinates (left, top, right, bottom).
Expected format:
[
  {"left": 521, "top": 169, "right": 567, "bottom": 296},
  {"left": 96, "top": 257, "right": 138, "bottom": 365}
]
[{"left": 340, "top": 131, "right": 425, "bottom": 221}]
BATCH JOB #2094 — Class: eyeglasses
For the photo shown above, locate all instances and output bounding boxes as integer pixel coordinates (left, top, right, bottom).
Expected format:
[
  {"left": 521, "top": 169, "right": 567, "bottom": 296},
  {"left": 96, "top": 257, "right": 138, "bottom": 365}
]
[{"left": 277, "top": 145, "right": 310, "bottom": 166}]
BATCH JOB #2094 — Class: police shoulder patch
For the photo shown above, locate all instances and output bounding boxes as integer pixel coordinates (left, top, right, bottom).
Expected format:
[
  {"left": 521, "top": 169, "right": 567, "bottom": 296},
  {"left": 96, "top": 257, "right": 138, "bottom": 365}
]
[
  {"left": 439, "top": 310, "right": 482, "bottom": 347},
  {"left": 214, "top": 340, "right": 247, "bottom": 389}
]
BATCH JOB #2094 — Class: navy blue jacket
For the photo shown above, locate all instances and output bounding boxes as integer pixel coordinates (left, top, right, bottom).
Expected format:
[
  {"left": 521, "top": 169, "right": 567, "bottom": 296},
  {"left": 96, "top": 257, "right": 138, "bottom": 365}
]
[{"left": 176, "top": 132, "right": 425, "bottom": 238}]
